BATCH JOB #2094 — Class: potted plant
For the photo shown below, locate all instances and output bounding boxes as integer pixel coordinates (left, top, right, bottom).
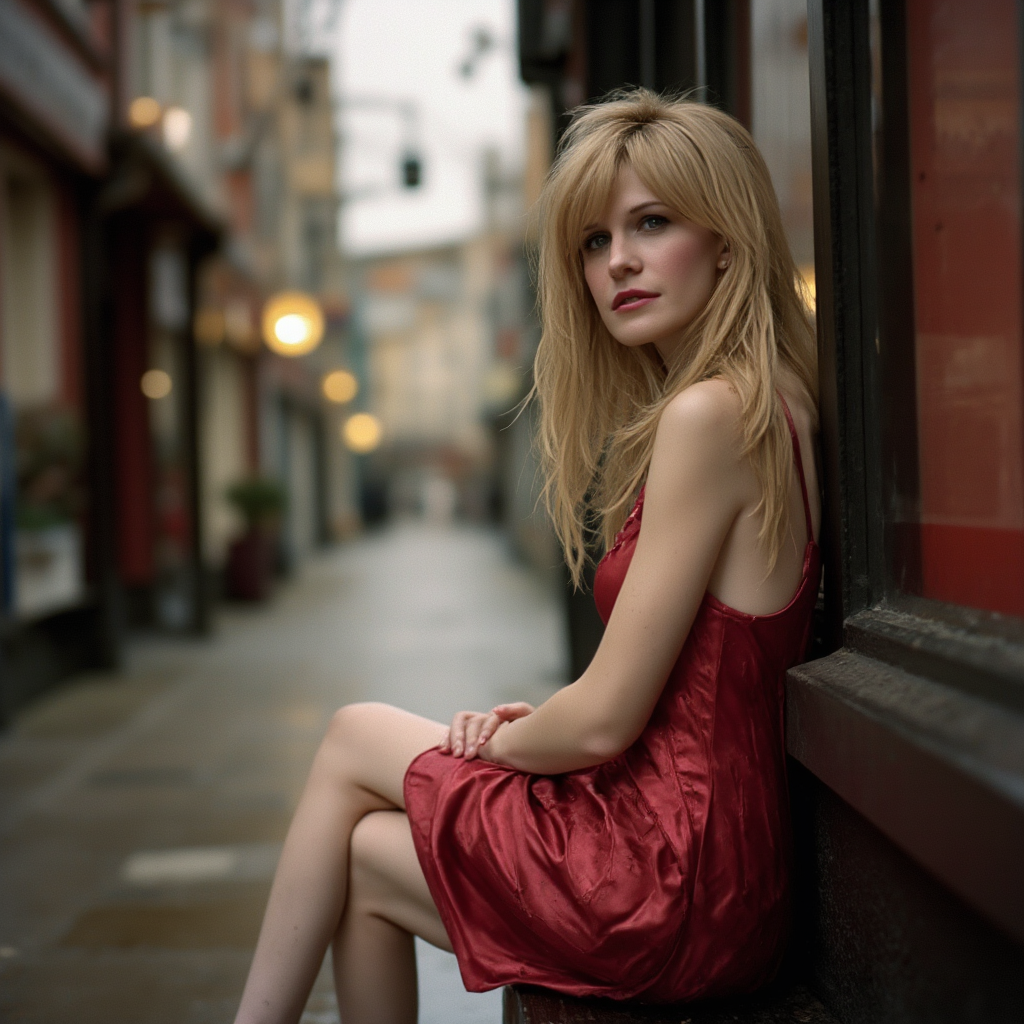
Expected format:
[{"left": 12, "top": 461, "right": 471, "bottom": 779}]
[{"left": 224, "top": 476, "right": 285, "bottom": 600}]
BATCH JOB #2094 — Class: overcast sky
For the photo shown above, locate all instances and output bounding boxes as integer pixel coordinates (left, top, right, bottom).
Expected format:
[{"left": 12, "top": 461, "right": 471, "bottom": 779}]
[{"left": 333, "top": 0, "right": 530, "bottom": 257}]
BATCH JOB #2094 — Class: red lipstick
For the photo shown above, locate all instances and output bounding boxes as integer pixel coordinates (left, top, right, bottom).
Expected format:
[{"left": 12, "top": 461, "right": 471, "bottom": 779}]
[{"left": 612, "top": 289, "right": 658, "bottom": 311}]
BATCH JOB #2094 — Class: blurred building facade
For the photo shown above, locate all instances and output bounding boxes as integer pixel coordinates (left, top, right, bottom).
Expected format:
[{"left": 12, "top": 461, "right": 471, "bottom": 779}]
[
  {"left": 518, "top": 0, "right": 1023, "bottom": 1021},
  {"left": 354, "top": 240, "right": 492, "bottom": 521},
  {"left": 0, "top": 0, "right": 121, "bottom": 715},
  {"left": 347, "top": 143, "right": 557, "bottom": 566},
  {"left": 0, "top": 0, "right": 355, "bottom": 716}
]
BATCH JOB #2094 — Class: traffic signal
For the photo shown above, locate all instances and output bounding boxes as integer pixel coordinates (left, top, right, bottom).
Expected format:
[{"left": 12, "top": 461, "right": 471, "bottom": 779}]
[{"left": 402, "top": 153, "right": 422, "bottom": 188}]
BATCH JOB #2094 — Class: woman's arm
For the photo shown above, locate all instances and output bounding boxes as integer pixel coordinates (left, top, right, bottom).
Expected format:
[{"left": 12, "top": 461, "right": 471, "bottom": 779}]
[{"left": 480, "top": 380, "right": 752, "bottom": 775}]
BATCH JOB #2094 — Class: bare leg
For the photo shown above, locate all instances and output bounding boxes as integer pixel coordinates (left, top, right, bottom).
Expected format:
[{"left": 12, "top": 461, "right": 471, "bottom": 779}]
[
  {"left": 333, "top": 810, "right": 452, "bottom": 1024},
  {"left": 234, "top": 703, "right": 447, "bottom": 1024}
]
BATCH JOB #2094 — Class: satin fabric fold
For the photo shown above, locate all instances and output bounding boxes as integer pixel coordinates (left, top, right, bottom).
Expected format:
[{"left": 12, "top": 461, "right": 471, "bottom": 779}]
[{"left": 404, "top": 486, "right": 819, "bottom": 1002}]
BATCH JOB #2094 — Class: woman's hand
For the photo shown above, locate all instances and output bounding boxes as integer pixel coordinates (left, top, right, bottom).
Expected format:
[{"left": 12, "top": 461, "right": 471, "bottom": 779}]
[{"left": 439, "top": 702, "right": 535, "bottom": 760}]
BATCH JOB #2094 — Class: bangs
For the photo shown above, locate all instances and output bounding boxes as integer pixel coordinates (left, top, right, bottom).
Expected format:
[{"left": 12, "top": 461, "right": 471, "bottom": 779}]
[
  {"left": 555, "top": 147, "right": 622, "bottom": 257},
  {"left": 622, "top": 125, "right": 713, "bottom": 230},
  {"left": 552, "top": 123, "right": 717, "bottom": 260}
]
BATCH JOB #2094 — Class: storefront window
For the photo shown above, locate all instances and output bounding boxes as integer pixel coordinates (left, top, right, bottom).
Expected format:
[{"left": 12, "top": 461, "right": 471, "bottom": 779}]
[
  {"left": 0, "top": 156, "right": 85, "bottom": 620},
  {"left": 899, "top": 0, "right": 1023, "bottom": 619}
]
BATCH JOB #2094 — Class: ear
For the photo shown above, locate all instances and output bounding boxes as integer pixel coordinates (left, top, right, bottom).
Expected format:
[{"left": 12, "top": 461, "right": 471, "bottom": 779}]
[{"left": 716, "top": 242, "right": 731, "bottom": 270}]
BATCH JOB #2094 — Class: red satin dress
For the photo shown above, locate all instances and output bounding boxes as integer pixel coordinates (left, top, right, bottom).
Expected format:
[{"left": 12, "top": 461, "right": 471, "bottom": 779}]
[{"left": 404, "top": 401, "right": 820, "bottom": 1002}]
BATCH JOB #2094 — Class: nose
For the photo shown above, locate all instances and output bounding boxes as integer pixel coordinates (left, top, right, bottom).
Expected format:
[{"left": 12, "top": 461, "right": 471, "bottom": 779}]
[{"left": 607, "top": 234, "right": 640, "bottom": 279}]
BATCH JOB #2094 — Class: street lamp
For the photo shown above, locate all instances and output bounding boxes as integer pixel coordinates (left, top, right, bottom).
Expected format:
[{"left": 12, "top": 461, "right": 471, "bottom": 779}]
[
  {"left": 261, "top": 291, "right": 325, "bottom": 357},
  {"left": 342, "top": 413, "right": 382, "bottom": 453},
  {"left": 322, "top": 370, "right": 358, "bottom": 404}
]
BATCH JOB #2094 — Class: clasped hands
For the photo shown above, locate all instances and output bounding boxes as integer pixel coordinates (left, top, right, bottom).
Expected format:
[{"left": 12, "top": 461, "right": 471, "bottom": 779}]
[{"left": 439, "top": 702, "right": 535, "bottom": 761}]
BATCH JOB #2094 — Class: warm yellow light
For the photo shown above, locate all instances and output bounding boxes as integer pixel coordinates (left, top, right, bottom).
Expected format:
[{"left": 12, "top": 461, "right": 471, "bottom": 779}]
[
  {"left": 129, "top": 96, "right": 162, "bottom": 129},
  {"left": 262, "top": 291, "right": 325, "bottom": 357},
  {"left": 162, "top": 106, "right": 192, "bottom": 150},
  {"left": 342, "top": 413, "right": 382, "bottom": 453},
  {"left": 797, "top": 263, "right": 816, "bottom": 313},
  {"left": 141, "top": 369, "right": 172, "bottom": 399},
  {"left": 322, "top": 370, "right": 358, "bottom": 404},
  {"left": 276, "top": 314, "right": 310, "bottom": 344}
]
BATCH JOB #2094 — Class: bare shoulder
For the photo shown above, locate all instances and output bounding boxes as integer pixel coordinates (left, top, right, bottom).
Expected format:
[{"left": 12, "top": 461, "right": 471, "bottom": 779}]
[
  {"left": 641, "top": 380, "right": 751, "bottom": 555},
  {"left": 654, "top": 379, "right": 745, "bottom": 463}
]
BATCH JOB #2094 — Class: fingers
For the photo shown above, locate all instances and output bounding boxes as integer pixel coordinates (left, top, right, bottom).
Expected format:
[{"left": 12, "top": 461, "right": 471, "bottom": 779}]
[
  {"left": 473, "top": 712, "right": 502, "bottom": 752},
  {"left": 439, "top": 705, "right": 533, "bottom": 760},
  {"left": 463, "top": 712, "right": 497, "bottom": 760},
  {"left": 491, "top": 701, "right": 535, "bottom": 722},
  {"left": 441, "top": 711, "right": 491, "bottom": 758},
  {"left": 462, "top": 716, "right": 480, "bottom": 758},
  {"left": 441, "top": 710, "right": 470, "bottom": 757}
]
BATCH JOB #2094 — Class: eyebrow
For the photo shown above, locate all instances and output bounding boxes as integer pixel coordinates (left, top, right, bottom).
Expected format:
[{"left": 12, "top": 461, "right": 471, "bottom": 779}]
[{"left": 581, "top": 199, "right": 666, "bottom": 233}]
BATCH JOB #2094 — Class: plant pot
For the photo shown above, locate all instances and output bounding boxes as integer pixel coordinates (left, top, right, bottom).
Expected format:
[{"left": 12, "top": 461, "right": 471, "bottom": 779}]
[{"left": 225, "top": 528, "right": 275, "bottom": 601}]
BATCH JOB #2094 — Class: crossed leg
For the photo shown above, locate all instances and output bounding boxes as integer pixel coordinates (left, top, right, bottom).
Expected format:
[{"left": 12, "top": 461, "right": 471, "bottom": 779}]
[
  {"left": 334, "top": 809, "right": 454, "bottom": 1022},
  {"left": 234, "top": 702, "right": 450, "bottom": 1024}
]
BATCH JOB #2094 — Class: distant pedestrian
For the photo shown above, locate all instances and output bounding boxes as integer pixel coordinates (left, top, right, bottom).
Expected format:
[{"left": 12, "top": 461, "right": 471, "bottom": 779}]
[{"left": 234, "top": 88, "right": 820, "bottom": 1024}]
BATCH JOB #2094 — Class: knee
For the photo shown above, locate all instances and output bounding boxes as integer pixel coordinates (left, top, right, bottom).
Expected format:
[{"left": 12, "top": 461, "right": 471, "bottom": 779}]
[
  {"left": 316, "top": 702, "right": 389, "bottom": 777},
  {"left": 323, "top": 702, "right": 388, "bottom": 749}
]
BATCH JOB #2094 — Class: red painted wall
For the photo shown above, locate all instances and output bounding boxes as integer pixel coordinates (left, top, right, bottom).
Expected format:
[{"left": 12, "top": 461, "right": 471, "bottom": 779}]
[{"left": 907, "top": 0, "right": 1024, "bottom": 618}]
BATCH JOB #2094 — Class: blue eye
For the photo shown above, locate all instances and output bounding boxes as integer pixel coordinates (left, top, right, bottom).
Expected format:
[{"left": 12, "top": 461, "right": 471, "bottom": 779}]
[
  {"left": 640, "top": 215, "right": 668, "bottom": 230},
  {"left": 583, "top": 232, "right": 609, "bottom": 252}
]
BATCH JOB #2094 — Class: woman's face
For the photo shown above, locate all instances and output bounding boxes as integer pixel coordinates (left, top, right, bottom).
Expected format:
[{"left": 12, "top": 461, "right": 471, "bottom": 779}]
[{"left": 581, "top": 166, "right": 727, "bottom": 364}]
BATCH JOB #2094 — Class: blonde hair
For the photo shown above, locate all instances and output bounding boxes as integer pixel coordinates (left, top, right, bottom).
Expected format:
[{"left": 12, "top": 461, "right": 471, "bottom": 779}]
[{"left": 532, "top": 89, "right": 817, "bottom": 587}]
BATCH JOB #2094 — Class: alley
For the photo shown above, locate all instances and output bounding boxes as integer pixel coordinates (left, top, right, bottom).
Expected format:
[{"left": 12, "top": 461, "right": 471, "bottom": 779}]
[{"left": 0, "top": 525, "right": 566, "bottom": 1024}]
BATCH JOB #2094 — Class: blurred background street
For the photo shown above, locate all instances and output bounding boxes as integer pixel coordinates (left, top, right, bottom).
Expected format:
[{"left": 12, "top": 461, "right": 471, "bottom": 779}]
[
  {"left": 0, "top": 519, "right": 564, "bottom": 1022},
  {"left": 3, "top": 0, "right": 1020, "bottom": 1022},
  {"left": 0, "top": 0, "right": 581, "bottom": 1016}
]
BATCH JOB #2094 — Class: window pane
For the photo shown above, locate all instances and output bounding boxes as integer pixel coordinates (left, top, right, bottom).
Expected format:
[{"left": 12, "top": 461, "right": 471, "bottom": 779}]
[{"left": 902, "top": 0, "right": 1024, "bottom": 618}]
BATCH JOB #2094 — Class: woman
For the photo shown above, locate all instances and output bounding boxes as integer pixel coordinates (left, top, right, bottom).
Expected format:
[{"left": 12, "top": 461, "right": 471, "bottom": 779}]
[{"left": 234, "top": 89, "right": 820, "bottom": 1024}]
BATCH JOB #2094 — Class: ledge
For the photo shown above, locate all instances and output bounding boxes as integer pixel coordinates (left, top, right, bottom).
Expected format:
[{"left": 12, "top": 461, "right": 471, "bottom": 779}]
[
  {"left": 844, "top": 605, "right": 1024, "bottom": 713},
  {"left": 786, "top": 649, "right": 1024, "bottom": 945},
  {"left": 503, "top": 982, "right": 837, "bottom": 1023}
]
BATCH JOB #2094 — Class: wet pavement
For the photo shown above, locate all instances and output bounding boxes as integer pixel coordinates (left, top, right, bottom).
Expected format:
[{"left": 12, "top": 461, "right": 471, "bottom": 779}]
[{"left": 0, "top": 522, "right": 566, "bottom": 1023}]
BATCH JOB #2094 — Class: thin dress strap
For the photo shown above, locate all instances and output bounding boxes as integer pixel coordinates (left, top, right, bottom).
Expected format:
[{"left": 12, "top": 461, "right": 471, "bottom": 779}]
[{"left": 778, "top": 393, "right": 814, "bottom": 546}]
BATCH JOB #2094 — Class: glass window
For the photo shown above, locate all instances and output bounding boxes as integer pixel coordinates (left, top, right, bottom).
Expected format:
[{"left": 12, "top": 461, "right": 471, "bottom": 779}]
[
  {"left": 898, "top": 0, "right": 1023, "bottom": 619},
  {"left": 0, "top": 160, "right": 85, "bottom": 620}
]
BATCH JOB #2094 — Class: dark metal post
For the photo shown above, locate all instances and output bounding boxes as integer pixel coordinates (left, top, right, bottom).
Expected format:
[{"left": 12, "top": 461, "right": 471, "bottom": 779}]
[{"left": 81, "top": 185, "right": 124, "bottom": 668}]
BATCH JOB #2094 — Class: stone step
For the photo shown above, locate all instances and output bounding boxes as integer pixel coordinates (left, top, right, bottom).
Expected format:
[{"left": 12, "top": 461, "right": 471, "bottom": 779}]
[{"left": 503, "top": 981, "right": 839, "bottom": 1024}]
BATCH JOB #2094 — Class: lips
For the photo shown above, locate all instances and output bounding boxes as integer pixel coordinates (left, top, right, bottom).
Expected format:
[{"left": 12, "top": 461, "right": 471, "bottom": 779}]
[{"left": 612, "top": 289, "right": 658, "bottom": 310}]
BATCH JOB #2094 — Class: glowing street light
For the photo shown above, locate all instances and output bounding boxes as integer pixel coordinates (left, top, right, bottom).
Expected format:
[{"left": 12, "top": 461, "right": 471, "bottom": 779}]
[
  {"left": 261, "top": 291, "right": 325, "bottom": 357},
  {"left": 141, "top": 369, "right": 172, "bottom": 399},
  {"left": 129, "top": 96, "right": 162, "bottom": 129},
  {"left": 162, "top": 106, "right": 193, "bottom": 150},
  {"left": 322, "top": 370, "right": 358, "bottom": 404},
  {"left": 342, "top": 413, "right": 382, "bottom": 453}
]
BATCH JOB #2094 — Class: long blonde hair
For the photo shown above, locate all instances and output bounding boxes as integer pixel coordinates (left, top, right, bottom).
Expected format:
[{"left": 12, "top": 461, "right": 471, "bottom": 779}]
[{"left": 532, "top": 89, "right": 817, "bottom": 587}]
